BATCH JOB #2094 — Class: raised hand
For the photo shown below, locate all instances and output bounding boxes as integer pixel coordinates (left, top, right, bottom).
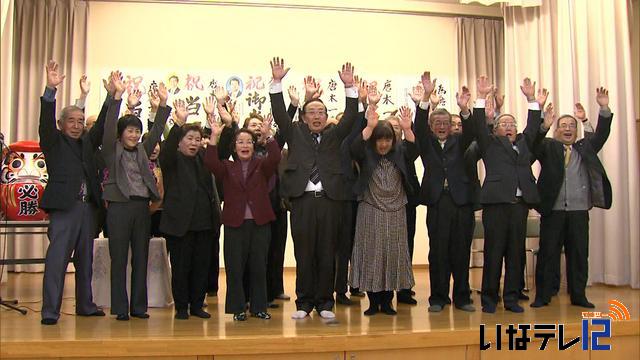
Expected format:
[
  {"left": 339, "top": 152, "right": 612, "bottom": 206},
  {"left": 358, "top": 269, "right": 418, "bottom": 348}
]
[
  {"left": 486, "top": 93, "right": 496, "bottom": 120},
  {"left": 476, "top": 76, "right": 492, "bottom": 98},
  {"left": 79, "top": 75, "right": 91, "bottom": 96},
  {"left": 494, "top": 90, "right": 505, "bottom": 111},
  {"left": 112, "top": 71, "right": 126, "bottom": 99},
  {"left": 355, "top": 76, "right": 368, "bottom": 104},
  {"left": 127, "top": 89, "right": 143, "bottom": 109},
  {"left": 148, "top": 88, "right": 160, "bottom": 111},
  {"left": 209, "top": 117, "right": 223, "bottom": 138},
  {"left": 213, "top": 86, "right": 230, "bottom": 105},
  {"left": 520, "top": 77, "right": 536, "bottom": 102},
  {"left": 456, "top": 86, "right": 471, "bottom": 113},
  {"left": 172, "top": 99, "right": 189, "bottom": 127},
  {"left": 398, "top": 106, "right": 413, "bottom": 130},
  {"left": 288, "top": 85, "right": 300, "bottom": 107},
  {"left": 46, "top": 60, "right": 65, "bottom": 88},
  {"left": 202, "top": 95, "right": 215, "bottom": 115},
  {"left": 304, "top": 76, "right": 323, "bottom": 102},
  {"left": 338, "top": 62, "right": 355, "bottom": 87},
  {"left": 365, "top": 104, "right": 379, "bottom": 128},
  {"left": 157, "top": 82, "right": 168, "bottom": 107},
  {"left": 543, "top": 102, "right": 555, "bottom": 129},
  {"left": 260, "top": 113, "right": 274, "bottom": 142},
  {"left": 409, "top": 83, "right": 424, "bottom": 104},
  {"left": 216, "top": 100, "right": 233, "bottom": 126},
  {"left": 596, "top": 87, "right": 609, "bottom": 108},
  {"left": 430, "top": 91, "right": 442, "bottom": 109},
  {"left": 367, "top": 81, "right": 381, "bottom": 106},
  {"left": 573, "top": 102, "right": 586, "bottom": 121},
  {"left": 536, "top": 87, "right": 549, "bottom": 108},
  {"left": 103, "top": 73, "right": 116, "bottom": 97},
  {"left": 270, "top": 57, "right": 290, "bottom": 82},
  {"left": 421, "top": 71, "right": 436, "bottom": 98}
]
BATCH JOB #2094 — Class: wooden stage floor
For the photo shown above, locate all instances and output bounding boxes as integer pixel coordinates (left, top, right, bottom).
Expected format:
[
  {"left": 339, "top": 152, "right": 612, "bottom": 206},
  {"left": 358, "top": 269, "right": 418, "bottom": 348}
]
[{"left": 1, "top": 268, "right": 638, "bottom": 360}]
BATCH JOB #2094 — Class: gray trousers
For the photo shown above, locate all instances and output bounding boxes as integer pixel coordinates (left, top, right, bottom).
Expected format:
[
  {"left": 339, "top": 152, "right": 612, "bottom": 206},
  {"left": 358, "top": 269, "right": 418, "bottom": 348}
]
[
  {"left": 107, "top": 200, "right": 150, "bottom": 315},
  {"left": 41, "top": 201, "right": 99, "bottom": 320}
]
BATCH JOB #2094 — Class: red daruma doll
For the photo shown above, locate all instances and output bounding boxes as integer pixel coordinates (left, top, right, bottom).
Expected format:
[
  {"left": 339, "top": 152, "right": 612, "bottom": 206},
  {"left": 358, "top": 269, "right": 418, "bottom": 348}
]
[{"left": 0, "top": 140, "right": 49, "bottom": 221}]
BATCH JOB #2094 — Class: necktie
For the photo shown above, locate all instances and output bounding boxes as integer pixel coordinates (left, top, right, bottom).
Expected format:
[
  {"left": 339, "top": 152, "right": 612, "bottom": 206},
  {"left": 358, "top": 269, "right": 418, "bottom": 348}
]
[
  {"left": 310, "top": 133, "right": 320, "bottom": 184},
  {"left": 564, "top": 145, "right": 571, "bottom": 167}
]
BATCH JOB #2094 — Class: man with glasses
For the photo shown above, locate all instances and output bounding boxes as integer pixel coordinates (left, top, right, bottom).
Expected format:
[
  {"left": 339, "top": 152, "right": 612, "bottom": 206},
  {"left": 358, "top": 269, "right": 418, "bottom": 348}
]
[
  {"left": 531, "top": 88, "right": 612, "bottom": 309},
  {"left": 473, "top": 77, "right": 548, "bottom": 313},
  {"left": 413, "top": 72, "right": 478, "bottom": 313},
  {"left": 268, "top": 57, "right": 358, "bottom": 320}
]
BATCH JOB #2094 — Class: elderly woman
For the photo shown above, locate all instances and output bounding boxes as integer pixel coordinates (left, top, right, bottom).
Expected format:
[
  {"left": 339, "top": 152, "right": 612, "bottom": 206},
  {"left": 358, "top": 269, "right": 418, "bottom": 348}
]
[
  {"left": 204, "top": 111, "right": 281, "bottom": 321},
  {"left": 349, "top": 95, "right": 418, "bottom": 316}
]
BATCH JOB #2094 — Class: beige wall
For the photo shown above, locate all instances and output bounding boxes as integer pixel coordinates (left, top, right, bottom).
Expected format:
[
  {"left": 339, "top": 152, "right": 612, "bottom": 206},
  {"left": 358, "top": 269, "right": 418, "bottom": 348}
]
[
  {"left": 633, "top": 0, "right": 640, "bottom": 163},
  {"left": 86, "top": 0, "right": 483, "bottom": 266}
]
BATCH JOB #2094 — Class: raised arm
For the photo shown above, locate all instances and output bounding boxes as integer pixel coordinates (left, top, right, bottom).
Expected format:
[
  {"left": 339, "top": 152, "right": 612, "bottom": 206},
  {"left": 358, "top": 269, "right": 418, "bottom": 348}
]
[
  {"left": 333, "top": 62, "right": 358, "bottom": 140},
  {"left": 159, "top": 123, "right": 181, "bottom": 172},
  {"left": 143, "top": 82, "right": 171, "bottom": 156},
  {"left": 103, "top": 71, "right": 125, "bottom": 158},
  {"left": 74, "top": 75, "right": 90, "bottom": 110},
  {"left": 38, "top": 60, "right": 65, "bottom": 151},
  {"left": 287, "top": 85, "right": 300, "bottom": 120},
  {"left": 521, "top": 78, "right": 546, "bottom": 149},
  {"left": 588, "top": 87, "right": 613, "bottom": 152},
  {"left": 470, "top": 79, "right": 490, "bottom": 154},
  {"left": 258, "top": 116, "right": 282, "bottom": 179},
  {"left": 203, "top": 119, "right": 228, "bottom": 179},
  {"left": 268, "top": 57, "right": 293, "bottom": 142}
]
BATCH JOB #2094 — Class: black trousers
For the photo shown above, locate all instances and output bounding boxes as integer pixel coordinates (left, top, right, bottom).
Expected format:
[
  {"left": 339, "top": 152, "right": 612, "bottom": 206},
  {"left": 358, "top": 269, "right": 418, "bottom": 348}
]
[
  {"left": 166, "top": 230, "right": 213, "bottom": 311},
  {"left": 399, "top": 203, "right": 417, "bottom": 295},
  {"left": 534, "top": 210, "right": 589, "bottom": 303},
  {"left": 267, "top": 207, "right": 288, "bottom": 301},
  {"left": 41, "top": 201, "right": 99, "bottom": 320},
  {"left": 481, "top": 202, "right": 528, "bottom": 308},
  {"left": 290, "top": 192, "right": 342, "bottom": 313},
  {"left": 107, "top": 200, "right": 150, "bottom": 315},
  {"left": 334, "top": 200, "right": 357, "bottom": 295},
  {"left": 224, "top": 220, "right": 270, "bottom": 314},
  {"left": 206, "top": 226, "right": 221, "bottom": 294},
  {"left": 426, "top": 192, "right": 473, "bottom": 306}
]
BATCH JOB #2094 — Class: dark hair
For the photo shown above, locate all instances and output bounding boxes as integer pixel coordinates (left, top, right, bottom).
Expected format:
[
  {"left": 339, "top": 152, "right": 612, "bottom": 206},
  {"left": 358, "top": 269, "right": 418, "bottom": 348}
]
[
  {"left": 242, "top": 110, "right": 264, "bottom": 128},
  {"left": 230, "top": 128, "right": 257, "bottom": 156},
  {"left": 179, "top": 124, "right": 204, "bottom": 142},
  {"left": 301, "top": 99, "right": 327, "bottom": 114},
  {"left": 556, "top": 114, "right": 578, "bottom": 128},
  {"left": 117, "top": 115, "right": 143, "bottom": 138},
  {"left": 369, "top": 121, "right": 397, "bottom": 150}
]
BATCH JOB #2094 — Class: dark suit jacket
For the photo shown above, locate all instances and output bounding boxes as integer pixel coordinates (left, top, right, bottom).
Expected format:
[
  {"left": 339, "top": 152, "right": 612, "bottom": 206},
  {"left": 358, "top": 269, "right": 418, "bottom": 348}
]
[
  {"left": 204, "top": 139, "right": 281, "bottom": 227},
  {"left": 159, "top": 125, "right": 220, "bottom": 237},
  {"left": 414, "top": 105, "right": 476, "bottom": 206},
  {"left": 38, "top": 96, "right": 107, "bottom": 211},
  {"left": 473, "top": 106, "right": 542, "bottom": 206},
  {"left": 350, "top": 133, "right": 418, "bottom": 197},
  {"left": 270, "top": 91, "right": 358, "bottom": 201},
  {"left": 101, "top": 98, "right": 170, "bottom": 202},
  {"left": 533, "top": 112, "right": 613, "bottom": 216}
]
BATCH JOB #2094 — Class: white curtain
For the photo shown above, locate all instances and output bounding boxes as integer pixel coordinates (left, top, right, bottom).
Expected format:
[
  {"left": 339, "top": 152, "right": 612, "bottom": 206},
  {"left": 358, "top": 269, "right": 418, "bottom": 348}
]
[{"left": 503, "top": 0, "right": 640, "bottom": 288}]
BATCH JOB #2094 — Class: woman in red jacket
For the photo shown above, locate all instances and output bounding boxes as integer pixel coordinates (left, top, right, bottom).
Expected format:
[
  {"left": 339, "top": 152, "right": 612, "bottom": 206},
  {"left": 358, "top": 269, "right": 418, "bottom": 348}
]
[{"left": 204, "top": 114, "right": 281, "bottom": 321}]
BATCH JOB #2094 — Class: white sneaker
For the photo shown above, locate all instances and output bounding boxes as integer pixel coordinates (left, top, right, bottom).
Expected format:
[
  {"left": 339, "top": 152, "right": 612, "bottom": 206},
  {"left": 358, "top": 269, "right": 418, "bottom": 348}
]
[
  {"left": 291, "top": 310, "right": 309, "bottom": 319},
  {"left": 319, "top": 310, "right": 336, "bottom": 319}
]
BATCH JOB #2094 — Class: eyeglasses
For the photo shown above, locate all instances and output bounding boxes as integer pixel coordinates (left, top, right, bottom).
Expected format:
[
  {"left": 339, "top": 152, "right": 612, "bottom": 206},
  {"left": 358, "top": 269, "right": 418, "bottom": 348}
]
[
  {"left": 235, "top": 140, "right": 254, "bottom": 145},
  {"left": 497, "top": 122, "right": 517, "bottom": 129},
  {"left": 433, "top": 121, "right": 451, "bottom": 127},
  {"left": 558, "top": 123, "right": 577, "bottom": 129}
]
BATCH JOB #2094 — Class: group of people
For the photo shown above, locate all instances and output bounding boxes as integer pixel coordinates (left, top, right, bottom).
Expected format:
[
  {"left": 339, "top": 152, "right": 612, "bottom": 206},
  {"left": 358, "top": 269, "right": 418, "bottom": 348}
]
[{"left": 37, "top": 56, "right": 612, "bottom": 325}]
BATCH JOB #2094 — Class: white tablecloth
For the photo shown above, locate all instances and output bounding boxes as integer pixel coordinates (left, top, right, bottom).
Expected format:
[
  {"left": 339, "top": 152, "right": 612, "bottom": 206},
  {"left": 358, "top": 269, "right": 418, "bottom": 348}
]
[{"left": 91, "top": 237, "right": 173, "bottom": 308}]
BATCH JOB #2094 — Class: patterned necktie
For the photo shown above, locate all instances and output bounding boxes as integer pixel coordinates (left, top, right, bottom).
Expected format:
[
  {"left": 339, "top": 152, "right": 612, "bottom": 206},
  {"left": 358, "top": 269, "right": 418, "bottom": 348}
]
[
  {"left": 564, "top": 144, "right": 572, "bottom": 167},
  {"left": 310, "top": 133, "right": 320, "bottom": 184}
]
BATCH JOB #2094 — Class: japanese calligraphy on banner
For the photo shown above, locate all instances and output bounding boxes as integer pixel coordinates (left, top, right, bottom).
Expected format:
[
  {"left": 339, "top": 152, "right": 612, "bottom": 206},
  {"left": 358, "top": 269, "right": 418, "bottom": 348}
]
[{"left": 98, "top": 68, "right": 453, "bottom": 132}]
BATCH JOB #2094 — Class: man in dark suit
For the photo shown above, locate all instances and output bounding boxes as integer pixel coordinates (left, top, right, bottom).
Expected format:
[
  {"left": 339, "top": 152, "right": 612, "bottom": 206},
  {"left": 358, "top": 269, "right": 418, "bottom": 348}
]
[
  {"left": 474, "top": 77, "right": 547, "bottom": 313},
  {"left": 39, "top": 61, "right": 107, "bottom": 325},
  {"left": 414, "top": 72, "right": 477, "bottom": 313},
  {"left": 531, "top": 88, "right": 613, "bottom": 309},
  {"left": 268, "top": 57, "right": 358, "bottom": 319}
]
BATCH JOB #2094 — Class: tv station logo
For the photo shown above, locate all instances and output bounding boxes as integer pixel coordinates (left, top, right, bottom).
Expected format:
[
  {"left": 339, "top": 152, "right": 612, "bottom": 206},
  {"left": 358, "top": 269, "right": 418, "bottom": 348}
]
[{"left": 480, "top": 299, "right": 631, "bottom": 351}]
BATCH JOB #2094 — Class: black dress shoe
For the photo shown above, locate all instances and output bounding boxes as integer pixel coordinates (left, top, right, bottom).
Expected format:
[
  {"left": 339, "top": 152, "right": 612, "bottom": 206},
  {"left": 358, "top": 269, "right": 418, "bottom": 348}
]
[
  {"left": 130, "top": 313, "right": 149, "bottom": 319},
  {"left": 380, "top": 302, "right": 397, "bottom": 315},
  {"left": 364, "top": 305, "right": 379, "bottom": 316},
  {"left": 41, "top": 318, "right": 57, "bottom": 325},
  {"left": 190, "top": 308, "right": 211, "bottom": 319},
  {"left": 78, "top": 309, "right": 106, "bottom": 317},
  {"left": 350, "top": 290, "right": 366, "bottom": 297},
  {"left": 175, "top": 310, "right": 189, "bottom": 320},
  {"left": 505, "top": 304, "right": 525, "bottom": 313},
  {"left": 518, "top": 292, "right": 530, "bottom": 301},
  {"left": 482, "top": 304, "right": 496, "bottom": 313},
  {"left": 251, "top": 311, "right": 272, "bottom": 319},
  {"left": 336, "top": 293, "right": 353, "bottom": 305},
  {"left": 233, "top": 312, "right": 247, "bottom": 321},
  {"left": 116, "top": 314, "right": 130, "bottom": 321},
  {"left": 530, "top": 299, "right": 549, "bottom": 308},
  {"left": 397, "top": 293, "right": 417, "bottom": 305},
  {"left": 571, "top": 299, "right": 595, "bottom": 308}
]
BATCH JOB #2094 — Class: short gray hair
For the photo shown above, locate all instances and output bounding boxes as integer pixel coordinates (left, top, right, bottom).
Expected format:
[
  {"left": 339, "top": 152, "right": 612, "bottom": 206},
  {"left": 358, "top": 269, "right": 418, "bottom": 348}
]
[{"left": 59, "top": 105, "right": 84, "bottom": 123}]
